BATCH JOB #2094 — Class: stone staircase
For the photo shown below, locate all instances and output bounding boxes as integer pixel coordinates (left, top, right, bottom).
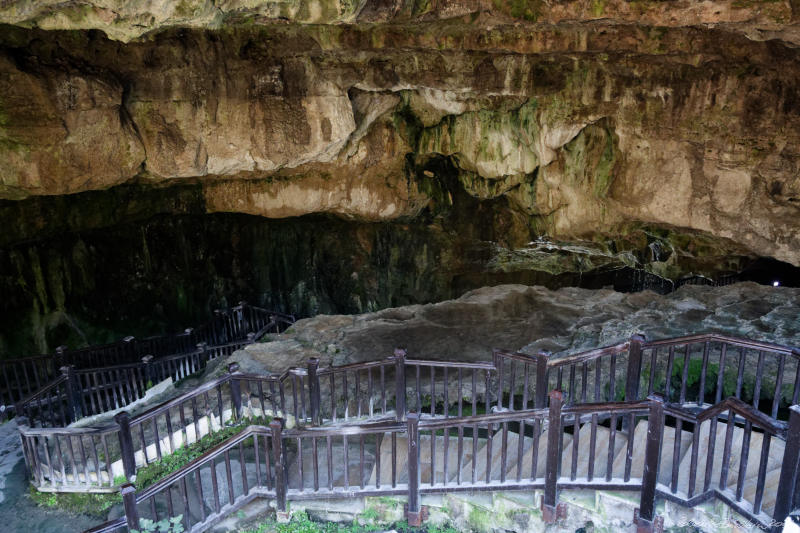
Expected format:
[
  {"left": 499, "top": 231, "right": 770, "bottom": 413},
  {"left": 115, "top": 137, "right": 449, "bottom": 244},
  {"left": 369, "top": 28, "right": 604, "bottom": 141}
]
[{"left": 363, "top": 418, "right": 784, "bottom": 516}]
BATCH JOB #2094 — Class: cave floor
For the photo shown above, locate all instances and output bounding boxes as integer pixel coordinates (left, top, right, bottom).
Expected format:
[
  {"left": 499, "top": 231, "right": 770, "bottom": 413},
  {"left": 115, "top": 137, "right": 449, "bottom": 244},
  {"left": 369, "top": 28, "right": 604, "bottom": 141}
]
[{"left": 0, "top": 419, "right": 102, "bottom": 532}]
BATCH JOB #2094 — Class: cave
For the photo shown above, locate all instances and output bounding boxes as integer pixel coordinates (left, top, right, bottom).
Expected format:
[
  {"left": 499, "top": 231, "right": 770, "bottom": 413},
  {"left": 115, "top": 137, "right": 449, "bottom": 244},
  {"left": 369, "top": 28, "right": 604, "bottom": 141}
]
[{"left": 1, "top": 2, "right": 800, "bottom": 533}]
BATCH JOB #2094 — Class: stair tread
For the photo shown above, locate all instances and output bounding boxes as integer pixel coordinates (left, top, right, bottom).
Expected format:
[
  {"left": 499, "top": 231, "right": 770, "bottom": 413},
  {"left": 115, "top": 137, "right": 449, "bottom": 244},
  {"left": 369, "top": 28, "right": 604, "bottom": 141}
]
[
  {"left": 674, "top": 420, "right": 786, "bottom": 498},
  {"left": 561, "top": 424, "right": 626, "bottom": 480},
  {"left": 609, "top": 420, "right": 692, "bottom": 485},
  {"left": 363, "top": 415, "right": 788, "bottom": 515}
]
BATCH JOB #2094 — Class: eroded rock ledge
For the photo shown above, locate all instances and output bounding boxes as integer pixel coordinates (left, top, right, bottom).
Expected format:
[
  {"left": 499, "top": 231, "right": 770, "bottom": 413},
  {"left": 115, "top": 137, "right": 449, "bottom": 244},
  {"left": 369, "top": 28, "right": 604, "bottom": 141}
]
[
  {"left": 229, "top": 282, "right": 800, "bottom": 373},
  {"left": 0, "top": 2, "right": 799, "bottom": 266}
]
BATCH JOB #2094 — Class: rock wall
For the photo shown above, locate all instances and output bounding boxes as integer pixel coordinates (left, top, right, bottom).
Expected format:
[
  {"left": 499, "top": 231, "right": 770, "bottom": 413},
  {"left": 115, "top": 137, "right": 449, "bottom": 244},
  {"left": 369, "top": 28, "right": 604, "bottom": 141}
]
[
  {"left": 0, "top": 1, "right": 799, "bottom": 265},
  {"left": 4, "top": 181, "right": 754, "bottom": 356}
]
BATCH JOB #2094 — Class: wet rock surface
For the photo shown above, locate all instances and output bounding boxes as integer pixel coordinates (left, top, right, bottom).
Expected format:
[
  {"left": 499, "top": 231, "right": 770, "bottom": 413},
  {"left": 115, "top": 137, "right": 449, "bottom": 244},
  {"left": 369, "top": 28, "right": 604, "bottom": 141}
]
[
  {"left": 0, "top": 4, "right": 799, "bottom": 266},
  {"left": 232, "top": 282, "right": 800, "bottom": 373},
  {"left": 0, "top": 420, "right": 100, "bottom": 533}
]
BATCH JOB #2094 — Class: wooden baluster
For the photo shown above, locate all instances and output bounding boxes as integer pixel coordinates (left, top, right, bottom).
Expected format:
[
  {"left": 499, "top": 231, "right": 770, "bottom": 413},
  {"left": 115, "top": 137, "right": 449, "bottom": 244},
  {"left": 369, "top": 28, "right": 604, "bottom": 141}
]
[
  {"left": 635, "top": 396, "right": 664, "bottom": 533},
  {"left": 114, "top": 411, "right": 136, "bottom": 481},
  {"left": 270, "top": 419, "right": 288, "bottom": 518},
  {"left": 228, "top": 363, "right": 242, "bottom": 420},
  {"left": 121, "top": 483, "right": 140, "bottom": 531},
  {"left": 307, "top": 358, "right": 320, "bottom": 425},
  {"left": 542, "top": 390, "right": 563, "bottom": 523},
  {"left": 395, "top": 349, "right": 406, "bottom": 422},
  {"left": 772, "top": 406, "right": 800, "bottom": 533},
  {"left": 406, "top": 413, "right": 422, "bottom": 527}
]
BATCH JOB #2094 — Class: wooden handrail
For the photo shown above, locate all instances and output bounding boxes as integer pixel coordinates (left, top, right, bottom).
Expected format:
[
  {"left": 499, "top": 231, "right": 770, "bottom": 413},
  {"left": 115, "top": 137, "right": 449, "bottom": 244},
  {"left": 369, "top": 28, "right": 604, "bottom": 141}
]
[
  {"left": 418, "top": 407, "right": 548, "bottom": 429},
  {"left": 127, "top": 374, "right": 234, "bottom": 426},
  {"left": 15, "top": 375, "right": 66, "bottom": 406},
  {"left": 561, "top": 398, "right": 652, "bottom": 416},
  {"left": 546, "top": 341, "right": 631, "bottom": 369},
  {"left": 16, "top": 326, "right": 800, "bottom": 515},
  {"left": 84, "top": 392, "right": 800, "bottom": 533},
  {"left": 405, "top": 358, "right": 496, "bottom": 369},
  {"left": 285, "top": 419, "right": 405, "bottom": 437},
  {"left": 643, "top": 332, "right": 797, "bottom": 356}
]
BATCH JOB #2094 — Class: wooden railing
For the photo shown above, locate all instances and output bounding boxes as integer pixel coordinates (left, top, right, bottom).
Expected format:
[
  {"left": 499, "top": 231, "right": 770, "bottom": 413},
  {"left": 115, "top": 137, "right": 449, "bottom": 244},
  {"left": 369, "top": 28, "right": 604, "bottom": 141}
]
[
  {"left": 14, "top": 306, "right": 295, "bottom": 492},
  {"left": 88, "top": 397, "right": 800, "bottom": 533},
  {"left": 73, "top": 332, "right": 800, "bottom": 533},
  {"left": 1, "top": 303, "right": 294, "bottom": 407},
  {"left": 17, "top": 362, "right": 297, "bottom": 491}
]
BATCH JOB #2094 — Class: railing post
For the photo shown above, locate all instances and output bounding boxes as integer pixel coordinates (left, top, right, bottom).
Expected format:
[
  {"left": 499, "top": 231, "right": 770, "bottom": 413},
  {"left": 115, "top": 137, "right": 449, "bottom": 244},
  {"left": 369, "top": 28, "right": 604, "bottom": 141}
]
[
  {"left": 307, "top": 358, "right": 321, "bottom": 425},
  {"left": 542, "top": 390, "right": 564, "bottom": 523},
  {"left": 197, "top": 342, "right": 209, "bottom": 366},
  {"left": 623, "top": 335, "right": 647, "bottom": 434},
  {"left": 626, "top": 335, "right": 647, "bottom": 402},
  {"left": 395, "top": 348, "right": 407, "bottom": 422},
  {"left": 635, "top": 395, "right": 664, "bottom": 533},
  {"left": 772, "top": 405, "right": 800, "bottom": 533},
  {"left": 228, "top": 363, "right": 242, "bottom": 420},
  {"left": 213, "top": 309, "right": 222, "bottom": 344},
  {"left": 60, "top": 365, "right": 81, "bottom": 422},
  {"left": 238, "top": 300, "right": 249, "bottom": 332},
  {"left": 54, "top": 345, "right": 66, "bottom": 372},
  {"left": 121, "top": 483, "right": 140, "bottom": 531},
  {"left": 270, "top": 418, "right": 289, "bottom": 520},
  {"left": 141, "top": 355, "right": 154, "bottom": 388},
  {"left": 247, "top": 332, "right": 256, "bottom": 344},
  {"left": 115, "top": 411, "right": 136, "bottom": 481},
  {"left": 534, "top": 351, "right": 550, "bottom": 408},
  {"left": 183, "top": 328, "right": 194, "bottom": 351},
  {"left": 123, "top": 336, "right": 136, "bottom": 360},
  {"left": 492, "top": 350, "right": 503, "bottom": 410},
  {"left": 406, "top": 413, "right": 422, "bottom": 527}
]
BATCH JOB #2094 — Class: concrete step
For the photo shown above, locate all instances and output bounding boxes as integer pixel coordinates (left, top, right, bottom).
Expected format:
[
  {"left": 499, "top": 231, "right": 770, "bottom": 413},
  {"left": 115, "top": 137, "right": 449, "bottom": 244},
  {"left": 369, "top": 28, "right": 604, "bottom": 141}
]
[
  {"left": 420, "top": 432, "right": 478, "bottom": 485},
  {"left": 673, "top": 421, "right": 785, "bottom": 500},
  {"left": 505, "top": 429, "right": 551, "bottom": 481},
  {"left": 561, "top": 424, "right": 627, "bottom": 480},
  {"left": 610, "top": 420, "right": 692, "bottom": 486},
  {"left": 291, "top": 435, "right": 377, "bottom": 490},
  {"left": 367, "top": 432, "right": 408, "bottom": 487},
  {"left": 462, "top": 427, "right": 533, "bottom": 483},
  {"left": 368, "top": 432, "right": 481, "bottom": 487},
  {"left": 364, "top": 416, "right": 786, "bottom": 516}
]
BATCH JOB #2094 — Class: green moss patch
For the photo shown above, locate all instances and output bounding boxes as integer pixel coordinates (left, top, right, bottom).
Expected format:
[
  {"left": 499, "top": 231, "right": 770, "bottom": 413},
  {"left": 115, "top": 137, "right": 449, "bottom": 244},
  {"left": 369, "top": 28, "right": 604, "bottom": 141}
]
[
  {"left": 135, "top": 415, "right": 272, "bottom": 491},
  {"left": 28, "top": 486, "right": 122, "bottom": 518},
  {"left": 240, "top": 510, "right": 461, "bottom": 533}
]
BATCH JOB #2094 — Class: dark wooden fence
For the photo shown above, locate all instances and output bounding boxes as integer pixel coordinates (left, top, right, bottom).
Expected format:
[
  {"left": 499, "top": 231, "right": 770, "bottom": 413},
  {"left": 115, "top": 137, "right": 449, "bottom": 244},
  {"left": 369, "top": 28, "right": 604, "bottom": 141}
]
[
  {"left": 86, "top": 398, "right": 800, "bottom": 533},
  {"left": 1, "top": 303, "right": 294, "bottom": 408},
  {"left": 77, "top": 332, "right": 800, "bottom": 533}
]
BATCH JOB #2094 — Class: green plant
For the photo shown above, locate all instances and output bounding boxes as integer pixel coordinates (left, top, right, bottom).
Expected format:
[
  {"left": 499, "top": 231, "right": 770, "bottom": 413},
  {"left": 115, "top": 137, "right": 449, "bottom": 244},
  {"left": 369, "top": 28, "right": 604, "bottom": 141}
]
[
  {"left": 427, "top": 523, "right": 460, "bottom": 533},
  {"left": 132, "top": 515, "right": 185, "bottom": 533},
  {"left": 134, "top": 415, "right": 271, "bottom": 491},
  {"left": 240, "top": 510, "right": 391, "bottom": 533},
  {"left": 375, "top": 496, "right": 400, "bottom": 508},
  {"left": 28, "top": 486, "right": 121, "bottom": 518},
  {"left": 467, "top": 506, "right": 492, "bottom": 532},
  {"left": 360, "top": 507, "right": 379, "bottom": 522}
]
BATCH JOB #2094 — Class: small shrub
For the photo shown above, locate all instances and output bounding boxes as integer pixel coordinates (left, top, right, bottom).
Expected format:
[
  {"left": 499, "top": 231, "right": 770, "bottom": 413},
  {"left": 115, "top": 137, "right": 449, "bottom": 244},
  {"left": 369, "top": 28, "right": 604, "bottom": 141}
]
[
  {"left": 135, "top": 415, "right": 271, "bottom": 491},
  {"left": 132, "top": 515, "right": 185, "bottom": 533}
]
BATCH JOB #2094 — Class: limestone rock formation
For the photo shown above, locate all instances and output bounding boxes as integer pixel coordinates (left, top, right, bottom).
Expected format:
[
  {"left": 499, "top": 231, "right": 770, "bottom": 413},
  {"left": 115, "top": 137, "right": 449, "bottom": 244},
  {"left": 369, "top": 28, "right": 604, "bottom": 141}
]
[
  {"left": 0, "top": 1, "right": 799, "bottom": 267},
  {"left": 230, "top": 282, "right": 800, "bottom": 373}
]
